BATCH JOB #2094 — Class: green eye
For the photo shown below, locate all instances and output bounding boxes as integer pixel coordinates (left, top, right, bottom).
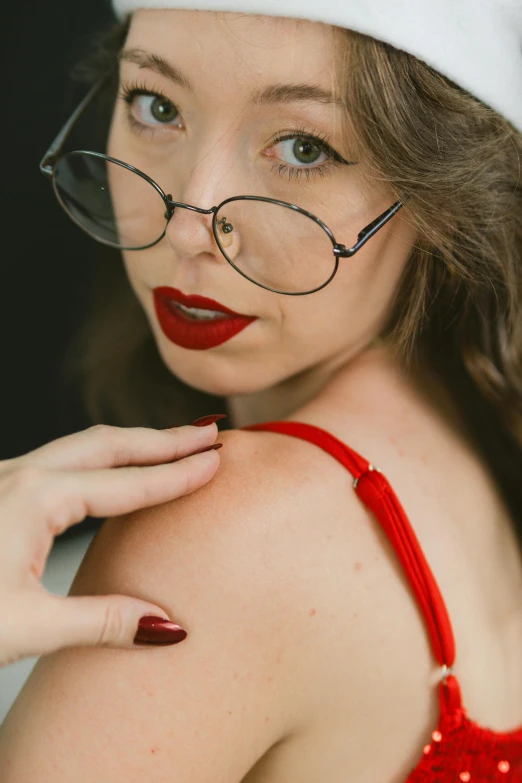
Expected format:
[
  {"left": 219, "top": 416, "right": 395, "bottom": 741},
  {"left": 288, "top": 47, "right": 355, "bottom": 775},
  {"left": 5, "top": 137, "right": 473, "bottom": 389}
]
[
  {"left": 149, "top": 96, "right": 179, "bottom": 124},
  {"left": 276, "top": 137, "right": 325, "bottom": 166},
  {"left": 120, "top": 84, "right": 181, "bottom": 127}
]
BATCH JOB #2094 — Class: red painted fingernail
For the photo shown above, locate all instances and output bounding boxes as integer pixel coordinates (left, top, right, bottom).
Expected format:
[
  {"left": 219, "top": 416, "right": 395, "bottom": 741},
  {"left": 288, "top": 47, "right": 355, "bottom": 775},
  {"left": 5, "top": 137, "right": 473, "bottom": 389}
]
[
  {"left": 191, "top": 414, "right": 227, "bottom": 427},
  {"left": 134, "top": 616, "right": 187, "bottom": 646},
  {"left": 192, "top": 443, "right": 223, "bottom": 455}
]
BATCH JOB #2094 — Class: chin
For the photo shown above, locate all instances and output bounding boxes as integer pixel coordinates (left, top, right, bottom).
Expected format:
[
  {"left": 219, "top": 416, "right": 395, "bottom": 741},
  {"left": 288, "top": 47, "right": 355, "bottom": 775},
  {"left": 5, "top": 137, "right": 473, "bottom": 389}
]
[{"left": 156, "top": 342, "right": 271, "bottom": 398}]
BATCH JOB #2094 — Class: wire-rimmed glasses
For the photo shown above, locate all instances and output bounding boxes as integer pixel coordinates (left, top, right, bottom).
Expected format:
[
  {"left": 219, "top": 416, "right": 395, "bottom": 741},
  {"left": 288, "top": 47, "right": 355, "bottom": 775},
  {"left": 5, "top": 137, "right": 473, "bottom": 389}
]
[{"left": 40, "top": 75, "right": 407, "bottom": 296}]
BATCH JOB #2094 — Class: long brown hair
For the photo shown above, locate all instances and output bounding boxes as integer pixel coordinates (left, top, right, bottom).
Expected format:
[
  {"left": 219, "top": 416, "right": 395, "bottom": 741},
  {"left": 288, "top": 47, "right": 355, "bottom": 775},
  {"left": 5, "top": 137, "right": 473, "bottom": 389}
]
[{"left": 64, "top": 16, "right": 522, "bottom": 550}]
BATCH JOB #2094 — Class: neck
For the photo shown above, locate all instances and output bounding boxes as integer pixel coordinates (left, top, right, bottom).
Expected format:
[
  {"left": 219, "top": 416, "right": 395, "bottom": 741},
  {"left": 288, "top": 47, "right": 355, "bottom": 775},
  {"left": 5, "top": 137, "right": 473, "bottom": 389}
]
[{"left": 227, "top": 335, "right": 385, "bottom": 429}]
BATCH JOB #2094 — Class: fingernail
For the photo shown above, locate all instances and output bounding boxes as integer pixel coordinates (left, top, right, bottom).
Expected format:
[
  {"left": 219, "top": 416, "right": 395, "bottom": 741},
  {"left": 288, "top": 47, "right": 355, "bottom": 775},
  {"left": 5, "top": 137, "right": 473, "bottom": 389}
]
[
  {"left": 191, "top": 414, "right": 227, "bottom": 427},
  {"left": 134, "top": 616, "right": 187, "bottom": 646},
  {"left": 192, "top": 443, "right": 223, "bottom": 455}
]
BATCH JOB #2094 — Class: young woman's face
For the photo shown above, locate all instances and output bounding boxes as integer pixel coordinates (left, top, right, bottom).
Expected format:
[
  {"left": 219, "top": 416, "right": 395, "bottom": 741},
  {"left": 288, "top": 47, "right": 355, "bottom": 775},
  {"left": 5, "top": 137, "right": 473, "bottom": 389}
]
[{"left": 108, "top": 9, "right": 417, "bottom": 396}]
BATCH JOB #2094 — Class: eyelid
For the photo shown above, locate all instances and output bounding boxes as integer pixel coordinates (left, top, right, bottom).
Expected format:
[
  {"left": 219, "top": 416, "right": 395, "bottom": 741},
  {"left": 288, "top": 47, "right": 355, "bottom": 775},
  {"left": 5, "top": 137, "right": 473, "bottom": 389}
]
[{"left": 120, "top": 79, "right": 175, "bottom": 102}]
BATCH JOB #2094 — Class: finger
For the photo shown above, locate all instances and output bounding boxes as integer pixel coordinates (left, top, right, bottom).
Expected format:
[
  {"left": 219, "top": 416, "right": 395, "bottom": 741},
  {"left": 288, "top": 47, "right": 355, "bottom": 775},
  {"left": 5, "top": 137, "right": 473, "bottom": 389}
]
[
  {"left": 0, "top": 448, "right": 220, "bottom": 579},
  {"left": 3, "top": 593, "right": 184, "bottom": 661},
  {"left": 11, "top": 423, "right": 219, "bottom": 471},
  {"left": 40, "top": 448, "right": 221, "bottom": 536}
]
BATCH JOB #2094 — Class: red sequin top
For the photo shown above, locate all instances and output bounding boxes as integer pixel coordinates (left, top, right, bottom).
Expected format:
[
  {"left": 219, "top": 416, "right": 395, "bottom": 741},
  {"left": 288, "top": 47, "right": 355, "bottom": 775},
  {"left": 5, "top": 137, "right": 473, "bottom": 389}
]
[{"left": 243, "top": 420, "right": 522, "bottom": 782}]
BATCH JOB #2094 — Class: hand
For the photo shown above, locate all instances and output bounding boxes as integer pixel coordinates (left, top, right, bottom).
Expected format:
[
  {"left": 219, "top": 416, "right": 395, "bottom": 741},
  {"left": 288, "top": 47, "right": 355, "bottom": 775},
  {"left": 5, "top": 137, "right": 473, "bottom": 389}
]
[{"left": 0, "top": 420, "right": 223, "bottom": 666}]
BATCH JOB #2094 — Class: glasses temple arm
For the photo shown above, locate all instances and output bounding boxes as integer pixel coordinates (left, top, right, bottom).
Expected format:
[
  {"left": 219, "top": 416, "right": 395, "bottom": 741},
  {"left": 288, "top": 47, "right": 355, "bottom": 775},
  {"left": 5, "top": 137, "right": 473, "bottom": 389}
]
[
  {"left": 336, "top": 198, "right": 410, "bottom": 258},
  {"left": 39, "top": 74, "right": 112, "bottom": 178}
]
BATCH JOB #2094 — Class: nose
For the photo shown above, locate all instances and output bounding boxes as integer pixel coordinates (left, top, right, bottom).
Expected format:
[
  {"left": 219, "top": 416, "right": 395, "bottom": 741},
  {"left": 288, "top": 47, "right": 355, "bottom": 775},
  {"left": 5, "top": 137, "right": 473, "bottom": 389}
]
[
  {"left": 163, "top": 198, "right": 225, "bottom": 263},
  {"left": 164, "top": 197, "right": 243, "bottom": 267},
  {"left": 161, "top": 136, "right": 245, "bottom": 263}
]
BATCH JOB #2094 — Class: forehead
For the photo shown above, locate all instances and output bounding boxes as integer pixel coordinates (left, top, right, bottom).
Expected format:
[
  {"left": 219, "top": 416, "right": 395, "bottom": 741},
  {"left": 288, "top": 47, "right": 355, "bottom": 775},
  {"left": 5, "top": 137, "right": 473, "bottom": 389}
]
[{"left": 126, "top": 9, "right": 340, "bottom": 89}]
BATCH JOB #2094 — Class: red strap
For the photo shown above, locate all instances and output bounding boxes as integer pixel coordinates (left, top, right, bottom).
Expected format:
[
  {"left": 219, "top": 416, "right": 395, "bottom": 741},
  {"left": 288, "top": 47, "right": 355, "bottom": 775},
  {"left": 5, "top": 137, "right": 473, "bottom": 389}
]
[{"left": 244, "top": 420, "right": 457, "bottom": 671}]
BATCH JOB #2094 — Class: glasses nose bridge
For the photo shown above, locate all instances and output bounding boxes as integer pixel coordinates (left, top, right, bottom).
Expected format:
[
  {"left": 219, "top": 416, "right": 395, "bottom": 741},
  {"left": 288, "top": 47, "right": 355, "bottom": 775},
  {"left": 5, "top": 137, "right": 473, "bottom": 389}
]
[{"left": 164, "top": 195, "right": 217, "bottom": 219}]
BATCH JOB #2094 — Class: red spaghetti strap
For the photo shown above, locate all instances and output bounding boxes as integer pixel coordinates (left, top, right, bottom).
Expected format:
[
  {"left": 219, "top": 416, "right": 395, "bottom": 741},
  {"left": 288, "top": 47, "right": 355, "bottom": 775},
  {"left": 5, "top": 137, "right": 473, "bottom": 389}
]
[{"left": 244, "top": 421, "right": 458, "bottom": 685}]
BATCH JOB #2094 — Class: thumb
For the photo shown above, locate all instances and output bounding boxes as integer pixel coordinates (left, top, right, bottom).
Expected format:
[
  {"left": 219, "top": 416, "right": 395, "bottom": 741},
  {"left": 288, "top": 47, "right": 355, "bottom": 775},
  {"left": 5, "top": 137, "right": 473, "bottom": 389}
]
[{"left": 24, "top": 594, "right": 187, "bottom": 657}]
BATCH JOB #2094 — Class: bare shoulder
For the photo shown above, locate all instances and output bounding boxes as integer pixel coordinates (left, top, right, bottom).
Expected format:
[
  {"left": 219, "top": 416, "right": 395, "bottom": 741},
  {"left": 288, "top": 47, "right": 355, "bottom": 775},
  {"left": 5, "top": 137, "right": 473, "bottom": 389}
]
[
  {"left": 0, "top": 414, "right": 442, "bottom": 782},
  {"left": 81, "top": 424, "right": 387, "bottom": 719},
  {"left": 0, "top": 426, "right": 371, "bottom": 783}
]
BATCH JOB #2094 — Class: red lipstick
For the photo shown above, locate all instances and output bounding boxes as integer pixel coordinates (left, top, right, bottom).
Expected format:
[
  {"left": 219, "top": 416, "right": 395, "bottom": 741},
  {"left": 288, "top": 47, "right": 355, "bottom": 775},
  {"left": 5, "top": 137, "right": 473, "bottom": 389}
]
[{"left": 152, "top": 286, "right": 258, "bottom": 350}]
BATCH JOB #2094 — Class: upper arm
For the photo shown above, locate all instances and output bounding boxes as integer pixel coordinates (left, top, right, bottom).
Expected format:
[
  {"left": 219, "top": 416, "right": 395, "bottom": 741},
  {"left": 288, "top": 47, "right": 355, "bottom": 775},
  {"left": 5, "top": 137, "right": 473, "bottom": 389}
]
[{"left": 0, "top": 430, "right": 315, "bottom": 783}]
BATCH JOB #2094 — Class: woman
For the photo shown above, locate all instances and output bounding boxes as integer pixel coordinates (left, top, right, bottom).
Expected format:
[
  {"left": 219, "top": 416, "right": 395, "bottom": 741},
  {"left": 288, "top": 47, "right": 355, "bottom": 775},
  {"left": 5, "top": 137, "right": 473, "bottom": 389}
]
[{"left": 0, "top": 1, "right": 521, "bottom": 780}]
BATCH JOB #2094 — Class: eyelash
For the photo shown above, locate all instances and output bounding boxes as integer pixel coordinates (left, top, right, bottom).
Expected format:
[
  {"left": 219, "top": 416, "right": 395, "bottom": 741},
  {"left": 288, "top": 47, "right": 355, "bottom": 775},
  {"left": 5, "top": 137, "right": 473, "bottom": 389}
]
[{"left": 118, "top": 81, "right": 352, "bottom": 183}]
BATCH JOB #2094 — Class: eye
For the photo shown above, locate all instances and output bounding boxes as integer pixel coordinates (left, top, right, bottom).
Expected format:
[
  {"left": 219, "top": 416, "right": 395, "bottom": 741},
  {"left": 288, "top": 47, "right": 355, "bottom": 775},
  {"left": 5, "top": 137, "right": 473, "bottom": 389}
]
[
  {"left": 120, "top": 83, "right": 182, "bottom": 129},
  {"left": 273, "top": 136, "right": 330, "bottom": 168},
  {"left": 137, "top": 95, "right": 181, "bottom": 125},
  {"left": 265, "top": 127, "right": 355, "bottom": 182}
]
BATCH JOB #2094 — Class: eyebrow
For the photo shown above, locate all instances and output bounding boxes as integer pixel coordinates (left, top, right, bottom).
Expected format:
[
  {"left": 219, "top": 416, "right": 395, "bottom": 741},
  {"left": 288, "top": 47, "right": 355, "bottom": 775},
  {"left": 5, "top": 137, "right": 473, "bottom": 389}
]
[{"left": 119, "top": 48, "right": 346, "bottom": 107}]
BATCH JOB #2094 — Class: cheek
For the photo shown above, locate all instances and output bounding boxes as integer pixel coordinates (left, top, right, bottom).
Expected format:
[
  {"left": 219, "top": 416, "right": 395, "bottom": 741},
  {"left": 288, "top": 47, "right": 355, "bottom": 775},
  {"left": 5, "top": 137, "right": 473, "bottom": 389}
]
[
  {"left": 282, "top": 257, "right": 368, "bottom": 333},
  {"left": 107, "top": 106, "right": 126, "bottom": 158},
  {"left": 106, "top": 127, "right": 169, "bottom": 249},
  {"left": 279, "top": 230, "right": 411, "bottom": 354},
  {"left": 120, "top": 251, "right": 148, "bottom": 303}
]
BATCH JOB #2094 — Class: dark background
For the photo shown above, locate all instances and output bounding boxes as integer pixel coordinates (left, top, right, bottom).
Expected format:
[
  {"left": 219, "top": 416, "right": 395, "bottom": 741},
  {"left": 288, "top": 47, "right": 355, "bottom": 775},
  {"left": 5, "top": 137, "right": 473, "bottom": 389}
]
[{"left": 1, "top": 0, "right": 115, "bottom": 461}]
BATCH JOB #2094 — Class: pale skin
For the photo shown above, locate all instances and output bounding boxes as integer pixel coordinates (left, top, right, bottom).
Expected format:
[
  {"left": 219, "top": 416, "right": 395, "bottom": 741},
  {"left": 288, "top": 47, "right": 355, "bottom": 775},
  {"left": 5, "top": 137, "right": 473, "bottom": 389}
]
[
  {"left": 0, "top": 423, "right": 221, "bottom": 665},
  {"left": 1, "top": 9, "right": 522, "bottom": 782}
]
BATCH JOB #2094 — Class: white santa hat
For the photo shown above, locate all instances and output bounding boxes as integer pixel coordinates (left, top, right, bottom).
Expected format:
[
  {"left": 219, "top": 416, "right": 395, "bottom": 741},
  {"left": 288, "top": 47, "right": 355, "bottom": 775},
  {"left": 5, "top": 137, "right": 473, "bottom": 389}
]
[{"left": 111, "top": 0, "right": 522, "bottom": 134}]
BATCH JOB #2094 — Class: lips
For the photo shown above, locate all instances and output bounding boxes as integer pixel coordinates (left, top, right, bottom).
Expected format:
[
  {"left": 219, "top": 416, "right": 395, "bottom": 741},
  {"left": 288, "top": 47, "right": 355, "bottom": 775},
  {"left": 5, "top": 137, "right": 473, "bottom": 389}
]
[{"left": 152, "top": 286, "right": 258, "bottom": 350}]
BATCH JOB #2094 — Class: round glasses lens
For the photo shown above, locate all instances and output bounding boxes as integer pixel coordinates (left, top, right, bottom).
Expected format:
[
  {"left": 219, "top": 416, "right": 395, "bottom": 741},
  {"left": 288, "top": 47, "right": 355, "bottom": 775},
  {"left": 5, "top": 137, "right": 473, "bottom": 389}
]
[
  {"left": 214, "top": 198, "right": 336, "bottom": 294},
  {"left": 53, "top": 152, "right": 167, "bottom": 249}
]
